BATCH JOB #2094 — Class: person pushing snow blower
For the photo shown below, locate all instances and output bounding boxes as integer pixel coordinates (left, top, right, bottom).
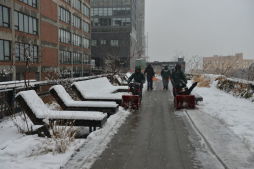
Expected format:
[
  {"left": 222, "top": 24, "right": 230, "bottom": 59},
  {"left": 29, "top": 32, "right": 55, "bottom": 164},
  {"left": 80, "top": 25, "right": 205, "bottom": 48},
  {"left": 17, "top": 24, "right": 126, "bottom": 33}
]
[{"left": 171, "top": 64, "right": 198, "bottom": 96}]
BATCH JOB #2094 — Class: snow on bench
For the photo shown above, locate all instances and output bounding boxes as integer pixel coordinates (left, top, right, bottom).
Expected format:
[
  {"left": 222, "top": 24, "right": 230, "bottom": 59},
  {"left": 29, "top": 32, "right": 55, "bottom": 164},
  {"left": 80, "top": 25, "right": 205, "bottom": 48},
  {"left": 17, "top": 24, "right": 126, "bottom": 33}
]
[
  {"left": 114, "top": 75, "right": 128, "bottom": 86},
  {"left": 72, "top": 77, "right": 130, "bottom": 104},
  {"left": 49, "top": 85, "right": 118, "bottom": 115},
  {"left": 15, "top": 90, "right": 107, "bottom": 130}
]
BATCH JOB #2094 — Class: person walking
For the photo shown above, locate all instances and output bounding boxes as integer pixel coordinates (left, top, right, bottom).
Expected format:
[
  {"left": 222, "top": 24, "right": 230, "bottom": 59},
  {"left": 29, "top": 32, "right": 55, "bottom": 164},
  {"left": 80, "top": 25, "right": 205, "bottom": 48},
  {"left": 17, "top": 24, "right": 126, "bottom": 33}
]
[
  {"left": 144, "top": 64, "right": 155, "bottom": 91},
  {"left": 161, "top": 65, "right": 171, "bottom": 90}
]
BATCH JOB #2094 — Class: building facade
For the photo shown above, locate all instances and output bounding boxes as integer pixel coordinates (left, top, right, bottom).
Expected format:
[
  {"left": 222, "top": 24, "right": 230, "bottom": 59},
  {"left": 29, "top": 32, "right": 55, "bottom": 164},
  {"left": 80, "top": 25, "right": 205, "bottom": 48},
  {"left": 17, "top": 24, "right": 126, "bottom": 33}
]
[
  {"left": 0, "top": 0, "right": 91, "bottom": 82},
  {"left": 203, "top": 53, "right": 254, "bottom": 75},
  {"left": 91, "top": 0, "right": 145, "bottom": 72}
]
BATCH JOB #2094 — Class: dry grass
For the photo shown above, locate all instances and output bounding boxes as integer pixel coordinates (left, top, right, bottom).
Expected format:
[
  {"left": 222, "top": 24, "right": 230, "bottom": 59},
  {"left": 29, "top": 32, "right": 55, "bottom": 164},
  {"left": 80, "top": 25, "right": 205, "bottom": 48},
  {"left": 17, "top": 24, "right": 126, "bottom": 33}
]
[{"left": 192, "top": 75, "right": 211, "bottom": 87}]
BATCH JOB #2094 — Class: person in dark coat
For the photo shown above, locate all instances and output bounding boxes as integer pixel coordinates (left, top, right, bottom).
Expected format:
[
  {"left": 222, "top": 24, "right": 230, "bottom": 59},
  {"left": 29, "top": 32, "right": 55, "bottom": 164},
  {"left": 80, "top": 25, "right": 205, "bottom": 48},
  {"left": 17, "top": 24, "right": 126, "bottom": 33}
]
[
  {"left": 171, "top": 64, "right": 197, "bottom": 96},
  {"left": 161, "top": 65, "right": 171, "bottom": 90},
  {"left": 144, "top": 64, "right": 155, "bottom": 91},
  {"left": 128, "top": 66, "right": 145, "bottom": 97},
  {"left": 128, "top": 66, "right": 145, "bottom": 85},
  {"left": 171, "top": 64, "right": 187, "bottom": 89}
]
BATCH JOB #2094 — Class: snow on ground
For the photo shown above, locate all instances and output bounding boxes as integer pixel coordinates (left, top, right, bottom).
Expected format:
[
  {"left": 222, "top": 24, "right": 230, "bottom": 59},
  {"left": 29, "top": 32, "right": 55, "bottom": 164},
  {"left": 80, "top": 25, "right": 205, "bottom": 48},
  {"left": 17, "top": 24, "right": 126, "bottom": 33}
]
[
  {"left": 0, "top": 108, "right": 130, "bottom": 169},
  {"left": 184, "top": 80, "right": 254, "bottom": 168}
]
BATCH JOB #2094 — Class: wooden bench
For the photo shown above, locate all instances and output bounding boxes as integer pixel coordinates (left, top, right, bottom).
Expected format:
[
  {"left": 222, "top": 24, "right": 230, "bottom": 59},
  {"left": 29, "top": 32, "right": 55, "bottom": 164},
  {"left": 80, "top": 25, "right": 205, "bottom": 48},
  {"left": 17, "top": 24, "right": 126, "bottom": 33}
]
[
  {"left": 15, "top": 90, "right": 107, "bottom": 134},
  {"left": 71, "top": 77, "right": 130, "bottom": 105},
  {"left": 49, "top": 85, "right": 119, "bottom": 116}
]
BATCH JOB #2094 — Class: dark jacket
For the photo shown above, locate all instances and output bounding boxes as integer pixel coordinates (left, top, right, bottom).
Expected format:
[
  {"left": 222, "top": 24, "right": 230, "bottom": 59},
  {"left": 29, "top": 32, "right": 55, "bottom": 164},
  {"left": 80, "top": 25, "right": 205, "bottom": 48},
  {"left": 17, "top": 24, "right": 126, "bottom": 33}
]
[
  {"left": 171, "top": 70, "right": 187, "bottom": 88},
  {"left": 144, "top": 65, "right": 155, "bottom": 79},
  {"left": 161, "top": 69, "right": 171, "bottom": 79},
  {"left": 128, "top": 72, "right": 145, "bottom": 84}
]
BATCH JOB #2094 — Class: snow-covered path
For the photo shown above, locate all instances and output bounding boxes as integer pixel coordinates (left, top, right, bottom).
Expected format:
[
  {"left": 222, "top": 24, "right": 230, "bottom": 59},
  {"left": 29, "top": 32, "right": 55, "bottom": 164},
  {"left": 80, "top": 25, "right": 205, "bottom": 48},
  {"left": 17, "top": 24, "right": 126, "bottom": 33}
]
[{"left": 184, "top": 80, "right": 254, "bottom": 169}]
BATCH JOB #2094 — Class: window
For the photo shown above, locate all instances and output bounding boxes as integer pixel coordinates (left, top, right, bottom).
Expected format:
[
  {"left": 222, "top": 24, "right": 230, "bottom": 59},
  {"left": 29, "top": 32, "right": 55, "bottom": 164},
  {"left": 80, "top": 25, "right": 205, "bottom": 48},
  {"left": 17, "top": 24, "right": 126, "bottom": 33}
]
[
  {"left": 0, "top": 39, "right": 11, "bottom": 61},
  {"left": 59, "top": 7, "right": 70, "bottom": 23},
  {"left": 15, "top": 42, "right": 38, "bottom": 62},
  {"left": 111, "top": 40, "right": 119, "bottom": 47},
  {"left": 91, "top": 40, "right": 97, "bottom": 47},
  {"left": 72, "top": 15, "right": 81, "bottom": 29},
  {"left": 82, "top": 38, "right": 89, "bottom": 48},
  {"left": 60, "top": 50, "right": 71, "bottom": 64},
  {"left": 100, "top": 40, "right": 106, "bottom": 45},
  {"left": 72, "top": 34, "right": 81, "bottom": 47},
  {"left": 15, "top": 11, "right": 38, "bottom": 35},
  {"left": 73, "top": 52, "right": 82, "bottom": 64},
  {"left": 83, "top": 54, "right": 90, "bottom": 64},
  {"left": 0, "top": 5, "right": 10, "bottom": 28},
  {"left": 82, "top": 4, "right": 90, "bottom": 17},
  {"left": 59, "top": 29, "right": 71, "bottom": 44},
  {"left": 82, "top": 21, "right": 89, "bottom": 32},
  {"left": 72, "top": 0, "right": 81, "bottom": 11},
  {"left": 19, "top": 0, "right": 37, "bottom": 8}
]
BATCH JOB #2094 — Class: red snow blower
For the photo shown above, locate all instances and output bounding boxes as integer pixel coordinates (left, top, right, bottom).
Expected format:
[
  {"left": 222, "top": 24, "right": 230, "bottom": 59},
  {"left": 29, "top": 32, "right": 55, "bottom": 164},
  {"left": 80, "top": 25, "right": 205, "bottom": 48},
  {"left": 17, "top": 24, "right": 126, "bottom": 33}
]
[
  {"left": 173, "top": 82, "right": 199, "bottom": 109},
  {"left": 122, "top": 82, "right": 142, "bottom": 110}
]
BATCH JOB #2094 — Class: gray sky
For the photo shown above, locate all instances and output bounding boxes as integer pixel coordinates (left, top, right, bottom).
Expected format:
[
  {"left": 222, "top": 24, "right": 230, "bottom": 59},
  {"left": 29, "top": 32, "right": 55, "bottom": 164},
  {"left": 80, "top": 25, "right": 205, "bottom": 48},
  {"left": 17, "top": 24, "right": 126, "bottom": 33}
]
[{"left": 145, "top": 0, "right": 254, "bottom": 61}]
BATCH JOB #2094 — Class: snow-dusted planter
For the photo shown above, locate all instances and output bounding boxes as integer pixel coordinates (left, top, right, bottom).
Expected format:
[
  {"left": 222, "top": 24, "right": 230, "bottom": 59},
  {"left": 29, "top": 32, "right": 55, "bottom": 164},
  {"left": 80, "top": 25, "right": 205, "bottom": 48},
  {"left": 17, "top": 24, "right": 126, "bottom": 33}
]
[{"left": 216, "top": 77, "right": 254, "bottom": 101}]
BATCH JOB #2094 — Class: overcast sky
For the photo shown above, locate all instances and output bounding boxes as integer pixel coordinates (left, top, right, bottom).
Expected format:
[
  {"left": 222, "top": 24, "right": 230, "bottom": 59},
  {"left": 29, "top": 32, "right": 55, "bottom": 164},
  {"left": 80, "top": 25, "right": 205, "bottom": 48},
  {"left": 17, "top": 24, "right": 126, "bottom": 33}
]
[{"left": 145, "top": 0, "right": 254, "bottom": 61}]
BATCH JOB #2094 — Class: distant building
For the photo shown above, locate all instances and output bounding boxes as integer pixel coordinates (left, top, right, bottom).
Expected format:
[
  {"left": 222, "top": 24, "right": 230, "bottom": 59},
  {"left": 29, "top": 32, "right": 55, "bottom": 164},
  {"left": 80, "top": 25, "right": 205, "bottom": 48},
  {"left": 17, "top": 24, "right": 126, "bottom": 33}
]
[
  {"left": 203, "top": 53, "right": 254, "bottom": 75},
  {"left": 0, "top": 0, "right": 91, "bottom": 81},
  {"left": 91, "top": 0, "right": 145, "bottom": 71}
]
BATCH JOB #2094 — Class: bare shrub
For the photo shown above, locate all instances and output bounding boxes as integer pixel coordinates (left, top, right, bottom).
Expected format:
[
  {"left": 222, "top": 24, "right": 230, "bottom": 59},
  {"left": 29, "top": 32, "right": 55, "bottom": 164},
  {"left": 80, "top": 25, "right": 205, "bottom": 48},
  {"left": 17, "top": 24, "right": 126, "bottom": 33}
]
[{"left": 47, "top": 120, "right": 77, "bottom": 153}]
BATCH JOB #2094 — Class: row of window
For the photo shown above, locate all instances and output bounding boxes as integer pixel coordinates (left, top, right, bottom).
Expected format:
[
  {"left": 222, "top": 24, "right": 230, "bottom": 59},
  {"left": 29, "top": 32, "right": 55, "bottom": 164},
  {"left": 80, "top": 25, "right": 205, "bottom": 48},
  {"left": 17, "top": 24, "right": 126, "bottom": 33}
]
[
  {"left": 15, "top": 11, "right": 38, "bottom": 35},
  {"left": 15, "top": 42, "right": 38, "bottom": 62},
  {"left": 60, "top": 50, "right": 90, "bottom": 64},
  {"left": 59, "top": 7, "right": 90, "bottom": 32},
  {"left": 0, "top": 40, "right": 38, "bottom": 62},
  {"left": 92, "top": 17, "right": 131, "bottom": 27},
  {"left": 91, "top": 8, "right": 131, "bottom": 17},
  {"left": 19, "top": 0, "right": 38, "bottom": 8},
  {"left": 63, "top": 0, "right": 90, "bottom": 17},
  {"left": 0, "top": 39, "right": 91, "bottom": 64},
  {"left": 91, "top": 40, "right": 119, "bottom": 47},
  {"left": 59, "top": 29, "right": 90, "bottom": 48},
  {"left": 0, "top": 5, "right": 10, "bottom": 28}
]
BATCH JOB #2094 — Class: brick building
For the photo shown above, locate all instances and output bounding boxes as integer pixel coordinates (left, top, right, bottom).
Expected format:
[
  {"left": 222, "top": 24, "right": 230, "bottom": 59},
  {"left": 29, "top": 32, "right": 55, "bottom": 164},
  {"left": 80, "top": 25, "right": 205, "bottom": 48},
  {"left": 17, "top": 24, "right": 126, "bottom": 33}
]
[
  {"left": 203, "top": 53, "right": 254, "bottom": 75},
  {"left": 0, "top": 0, "right": 91, "bottom": 82}
]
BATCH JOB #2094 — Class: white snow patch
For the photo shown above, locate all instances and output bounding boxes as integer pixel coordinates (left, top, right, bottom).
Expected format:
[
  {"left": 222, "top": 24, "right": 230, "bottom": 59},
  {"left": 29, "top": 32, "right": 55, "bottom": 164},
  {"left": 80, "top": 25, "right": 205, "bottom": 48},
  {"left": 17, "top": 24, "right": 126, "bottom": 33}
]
[{"left": 0, "top": 107, "right": 130, "bottom": 169}]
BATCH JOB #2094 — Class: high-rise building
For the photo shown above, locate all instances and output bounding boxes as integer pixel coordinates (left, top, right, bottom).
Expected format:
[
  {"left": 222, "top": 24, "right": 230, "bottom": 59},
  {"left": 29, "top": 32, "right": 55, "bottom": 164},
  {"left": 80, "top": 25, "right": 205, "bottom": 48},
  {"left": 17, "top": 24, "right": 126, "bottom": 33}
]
[
  {"left": 0, "top": 0, "right": 91, "bottom": 82},
  {"left": 91, "top": 0, "right": 145, "bottom": 71}
]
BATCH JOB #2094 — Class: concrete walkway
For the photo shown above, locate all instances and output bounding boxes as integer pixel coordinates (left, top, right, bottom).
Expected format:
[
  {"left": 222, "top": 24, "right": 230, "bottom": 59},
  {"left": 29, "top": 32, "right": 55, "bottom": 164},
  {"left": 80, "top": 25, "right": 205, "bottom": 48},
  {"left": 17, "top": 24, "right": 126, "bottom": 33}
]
[{"left": 90, "top": 81, "right": 201, "bottom": 169}]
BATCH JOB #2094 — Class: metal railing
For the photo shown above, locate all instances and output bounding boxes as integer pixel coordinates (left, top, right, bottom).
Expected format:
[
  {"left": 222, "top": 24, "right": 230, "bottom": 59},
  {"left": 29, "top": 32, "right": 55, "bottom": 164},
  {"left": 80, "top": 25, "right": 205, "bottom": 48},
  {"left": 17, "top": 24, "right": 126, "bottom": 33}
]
[{"left": 0, "top": 74, "right": 109, "bottom": 119}]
